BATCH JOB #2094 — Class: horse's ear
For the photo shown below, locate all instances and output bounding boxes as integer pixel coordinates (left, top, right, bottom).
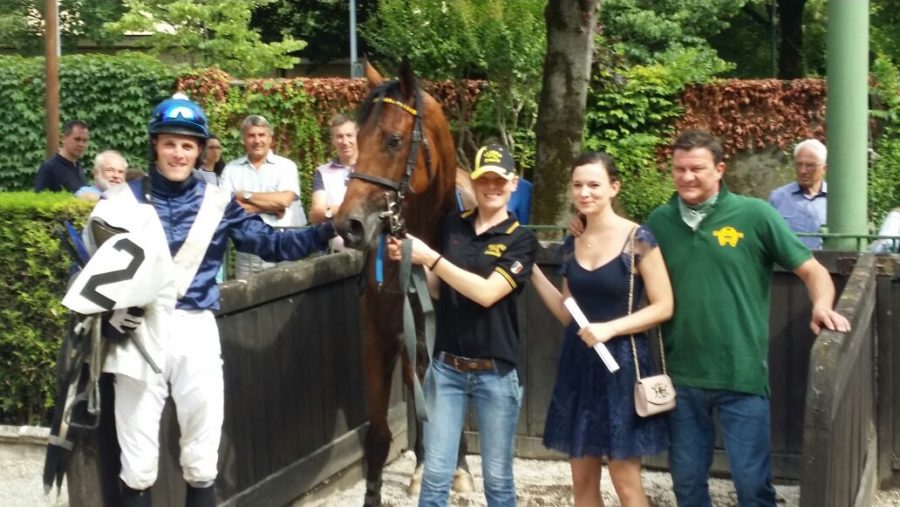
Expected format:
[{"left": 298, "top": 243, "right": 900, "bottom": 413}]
[
  {"left": 365, "top": 61, "right": 384, "bottom": 88},
  {"left": 397, "top": 56, "right": 416, "bottom": 98}
]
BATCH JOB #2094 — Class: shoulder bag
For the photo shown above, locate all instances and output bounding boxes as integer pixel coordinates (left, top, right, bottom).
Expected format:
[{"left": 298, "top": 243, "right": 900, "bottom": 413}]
[{"left": 625, "top": 228, "right": 677, "bottom": 417}]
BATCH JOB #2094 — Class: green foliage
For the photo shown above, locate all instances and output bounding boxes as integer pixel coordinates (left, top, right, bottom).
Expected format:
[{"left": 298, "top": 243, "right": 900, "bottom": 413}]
[
  {"left": 363, "top": 0, "right": 546, "bottom": 166},
  {"left": 584, "top": 48, "right": 730, "bottom": 222},
  {"left": 0, "top": 193, "right": 92, "bottom": 425},
  {"left": 0, "top": 53, "right": 175, "bottom": 190},
  {"left": 0, "top": 0, "right": 126, "bottom": 55},
  {"left": 869, "top": 55, "right": 900, "bottom": 226},
  {"left": 251, "top": 0, "right": 379, "bottom": 67},
  {"left": 872, "top": 0, "right": 900, "bottom": 64},
  {"left": 104, "top": 0, "right": 305, "bottom": 77},
  {"left": 600, "top": 0, "right": 749, "bottom": 65},
  {"left": 362, "top": 0, "right": 482, "bottom": 81}
]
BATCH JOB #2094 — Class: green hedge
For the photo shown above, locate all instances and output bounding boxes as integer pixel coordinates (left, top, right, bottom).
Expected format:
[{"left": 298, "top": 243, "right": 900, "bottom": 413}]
[
  {"left": 0, "top": 53, "right": 176, "bottom": 190},
  {"left": 0, "top": 193, "right": 92, "bottom": 425}
]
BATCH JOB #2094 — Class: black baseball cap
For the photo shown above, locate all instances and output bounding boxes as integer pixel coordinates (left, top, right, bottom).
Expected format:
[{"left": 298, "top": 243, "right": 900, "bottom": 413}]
[{"left": 471, "top": 144, "right": 516, "bottom": 180}]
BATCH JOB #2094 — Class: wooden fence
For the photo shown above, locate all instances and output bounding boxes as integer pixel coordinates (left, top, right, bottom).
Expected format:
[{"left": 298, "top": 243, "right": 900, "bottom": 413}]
[
  {"left": 800, "top": 253, "right": 878, "bottom": 507},
  {"left": 466, "top": 249, "right": 852, "bottom": 481},
  {"left": 67, "top": 251, "right": 408, "bottom": 506},
  {"left": 65, "top": 248, "right": 900, "bottom": 505}
]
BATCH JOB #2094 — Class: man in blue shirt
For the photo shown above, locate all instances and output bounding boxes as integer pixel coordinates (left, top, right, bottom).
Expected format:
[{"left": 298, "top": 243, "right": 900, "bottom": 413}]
[
  {"left": 507, "top": 176, "right": 532, "bottom": 225},
  {"left": 768, "top": 139, "right": 828, "bottom": 249}
]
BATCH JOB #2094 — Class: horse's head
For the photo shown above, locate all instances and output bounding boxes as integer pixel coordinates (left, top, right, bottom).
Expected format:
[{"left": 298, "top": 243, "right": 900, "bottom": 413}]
[{"left": 334, "top": 59, "right": 457, "bottom": 251}]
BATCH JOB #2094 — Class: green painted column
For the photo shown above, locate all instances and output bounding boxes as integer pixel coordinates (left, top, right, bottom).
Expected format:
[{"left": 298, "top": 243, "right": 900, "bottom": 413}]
[{"left": 824, "top": 0, "right": 869, "bottom": 251}]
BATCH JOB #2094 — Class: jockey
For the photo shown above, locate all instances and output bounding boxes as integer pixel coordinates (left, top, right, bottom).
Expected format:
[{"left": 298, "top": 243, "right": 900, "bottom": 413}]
[{"left": 61, "top": 93, "right": 335, "bottom": 507}]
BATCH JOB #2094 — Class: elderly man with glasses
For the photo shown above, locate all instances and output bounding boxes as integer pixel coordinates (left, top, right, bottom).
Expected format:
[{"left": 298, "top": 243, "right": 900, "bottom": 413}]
[{"left": 768, "top": 139, "right": 829, "bottom": 250}]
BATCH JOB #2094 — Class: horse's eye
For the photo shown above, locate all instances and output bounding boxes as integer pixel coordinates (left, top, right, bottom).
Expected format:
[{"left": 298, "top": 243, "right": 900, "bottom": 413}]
[{"left": 385, "top": 134, "right": 403, "bottom": 152}]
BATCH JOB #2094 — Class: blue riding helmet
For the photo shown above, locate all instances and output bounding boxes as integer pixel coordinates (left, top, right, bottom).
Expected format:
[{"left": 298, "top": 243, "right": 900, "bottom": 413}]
[{"left": 149, "top": 94, "right": 210, "bottom": 140}]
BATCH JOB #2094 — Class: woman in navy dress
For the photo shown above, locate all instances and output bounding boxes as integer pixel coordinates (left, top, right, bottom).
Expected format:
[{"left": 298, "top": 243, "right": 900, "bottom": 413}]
[{"left": 531, "top": 152, "right": 673, "bottom": 506}]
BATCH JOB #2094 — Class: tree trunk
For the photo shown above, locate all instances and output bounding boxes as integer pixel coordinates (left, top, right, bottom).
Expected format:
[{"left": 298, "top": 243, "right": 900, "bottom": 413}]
[
  {"left": 777, "top": 0, "right": 807, "bottom": 79},
  {"left": 532, "top": 0, "right": 598, "bottom": 225}
]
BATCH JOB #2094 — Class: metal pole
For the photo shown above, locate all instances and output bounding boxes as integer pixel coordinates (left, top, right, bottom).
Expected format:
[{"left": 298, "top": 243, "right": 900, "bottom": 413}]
[
  {"left": 349, "top": 0, "right": 360, "bottom": 78},
  {"left": 824, "top": 0, "right": 869, "bottom": 251},
  {"left": 44, "top": 0, "right": 60, "bottom": 159}
]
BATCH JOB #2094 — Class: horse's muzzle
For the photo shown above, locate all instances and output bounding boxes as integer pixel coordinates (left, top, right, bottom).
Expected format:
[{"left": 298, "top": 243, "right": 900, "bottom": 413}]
[{"left": 335, "top": 211, "right": 383, "bottom": 251}]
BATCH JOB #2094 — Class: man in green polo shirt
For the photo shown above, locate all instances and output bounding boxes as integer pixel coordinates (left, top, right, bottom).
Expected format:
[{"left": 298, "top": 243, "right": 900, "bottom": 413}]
[{"left": 645, "top": 130, "right": 850, "bottom": 507}]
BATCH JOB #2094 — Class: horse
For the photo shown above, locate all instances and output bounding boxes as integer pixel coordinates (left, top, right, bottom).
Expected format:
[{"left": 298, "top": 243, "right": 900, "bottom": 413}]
[{"left": 334, "top": 60, "right": 475, "bottom": 506}]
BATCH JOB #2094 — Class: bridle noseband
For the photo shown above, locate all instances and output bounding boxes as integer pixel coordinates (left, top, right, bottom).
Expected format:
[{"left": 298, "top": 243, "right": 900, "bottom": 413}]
[{"left": 349, "top": 85, "right": 434, "bottom": 236}]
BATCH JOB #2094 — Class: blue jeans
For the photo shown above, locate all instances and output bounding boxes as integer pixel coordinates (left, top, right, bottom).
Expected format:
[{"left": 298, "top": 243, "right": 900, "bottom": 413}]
[
  {"left": 418, "top": 358, "right": 523, "bottom": 507},
  {"left": 668, "top": 385, "right": 777, "bottom": 507}
]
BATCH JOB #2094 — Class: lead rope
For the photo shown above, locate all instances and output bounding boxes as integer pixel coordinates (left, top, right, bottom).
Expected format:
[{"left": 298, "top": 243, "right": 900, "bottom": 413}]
[{"left": 398, "top": 238, "right": 435, "bottom": 421}]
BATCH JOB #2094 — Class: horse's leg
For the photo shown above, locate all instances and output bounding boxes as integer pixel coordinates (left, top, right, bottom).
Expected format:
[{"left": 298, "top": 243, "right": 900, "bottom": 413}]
[
  {"left": 401, "top": 341, "right": 426, "bottom": 496},
  {"left": 406, "top": 412, "right": 426, "bottom": 495},
  {"left": 402, "top": 348, "right": 473, "bottom": 495},
  {"left": 361, "top": 299, "right": 401, "bottom": 507}
]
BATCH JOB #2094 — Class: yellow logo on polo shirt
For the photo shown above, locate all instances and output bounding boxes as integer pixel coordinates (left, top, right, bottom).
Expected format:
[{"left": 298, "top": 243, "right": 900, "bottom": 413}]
[
  {"left": 713, "top": 226, "right": 744, "bottom": 247},
  {"left": 484, "top": 243, "right": 507, "bottom": 257}
]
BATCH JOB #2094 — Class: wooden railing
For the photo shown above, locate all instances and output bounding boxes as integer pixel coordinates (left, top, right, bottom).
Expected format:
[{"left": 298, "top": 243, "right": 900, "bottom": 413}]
[
  {"left": 801, "top": 254, "right": 878, "bottom": 507},
  {"left": 67, "top": 251, "right": 408, "bottom": 506},
  {"left": 63, "top": 248, "right": 900, "bottom": 505}
]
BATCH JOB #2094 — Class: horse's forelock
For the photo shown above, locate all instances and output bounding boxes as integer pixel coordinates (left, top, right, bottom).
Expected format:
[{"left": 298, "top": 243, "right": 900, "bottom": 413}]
[{"left": 357, "top": 81, "right": 402, "bottom": 127}]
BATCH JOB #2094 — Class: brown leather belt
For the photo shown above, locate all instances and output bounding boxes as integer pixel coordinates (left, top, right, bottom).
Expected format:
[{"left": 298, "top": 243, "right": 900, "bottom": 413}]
[{"left": 438, "top": 352, "right": 495, "bottom": 372}]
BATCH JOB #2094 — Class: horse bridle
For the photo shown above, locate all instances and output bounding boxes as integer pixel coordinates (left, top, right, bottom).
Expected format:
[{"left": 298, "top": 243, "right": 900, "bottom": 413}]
[
  {"left": 348, "top": 84, "right": 434, "bottom": 236},
  {"left": 351, "top": 84, "right": 439, "bottom": 424}
]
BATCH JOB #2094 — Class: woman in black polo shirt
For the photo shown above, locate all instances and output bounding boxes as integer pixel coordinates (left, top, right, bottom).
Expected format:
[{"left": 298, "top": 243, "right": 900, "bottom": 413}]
[{"left": 388, "top": 144, "right": 538, "bottom": 507}]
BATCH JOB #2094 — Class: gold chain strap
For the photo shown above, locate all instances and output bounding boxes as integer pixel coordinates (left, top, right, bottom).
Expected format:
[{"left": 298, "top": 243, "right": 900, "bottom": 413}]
[
  {"left": 628, "top": 227, "right": 668, "bottom": 380},
  {"left": 627, "top": 228, "right": 641, "bottom": 379}
]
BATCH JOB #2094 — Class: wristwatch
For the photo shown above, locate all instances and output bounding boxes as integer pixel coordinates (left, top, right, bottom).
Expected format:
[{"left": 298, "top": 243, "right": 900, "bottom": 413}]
[
  {"left": 324, "top": 207, "right": 333, "bottom": 219},
  {"left": 242, "top": 191, "right": 253, "bottom": 201}
]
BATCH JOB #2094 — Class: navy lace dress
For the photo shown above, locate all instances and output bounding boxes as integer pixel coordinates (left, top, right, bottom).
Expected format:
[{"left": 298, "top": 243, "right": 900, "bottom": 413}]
[{"left": 542, "top": 226, "right": 669, "bottom": 459}]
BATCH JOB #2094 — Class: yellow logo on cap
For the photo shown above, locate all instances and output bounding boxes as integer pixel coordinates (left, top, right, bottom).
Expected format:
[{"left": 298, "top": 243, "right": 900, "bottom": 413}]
[
  {"left": 713, "top": 226, "right": 744, "bottom": 247},
  {"left": 481, "top": 149, "right": 503, "bottom": 166},
  {"left": 484, "top": 243, "right": 507, "bottom": 257}
]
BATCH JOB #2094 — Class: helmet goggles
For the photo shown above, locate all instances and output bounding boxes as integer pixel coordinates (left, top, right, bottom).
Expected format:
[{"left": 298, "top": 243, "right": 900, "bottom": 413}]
[{"left": 149, "top": 96, "right": 210, "bottom": 140}]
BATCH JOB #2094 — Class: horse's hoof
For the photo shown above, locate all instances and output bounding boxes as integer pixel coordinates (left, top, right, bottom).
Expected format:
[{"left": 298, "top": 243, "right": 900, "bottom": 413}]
[
  {"left": 451, "top": 468, "right": 475, "bottom": 493},
  {"left": 407, "top": 463, "right": 424, "bottom": 496}
]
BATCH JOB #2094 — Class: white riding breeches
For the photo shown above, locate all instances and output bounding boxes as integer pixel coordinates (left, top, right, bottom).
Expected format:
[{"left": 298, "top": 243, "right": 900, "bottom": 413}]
[{"left": 115, "top": 309, "right": 224, "bottom": 490}]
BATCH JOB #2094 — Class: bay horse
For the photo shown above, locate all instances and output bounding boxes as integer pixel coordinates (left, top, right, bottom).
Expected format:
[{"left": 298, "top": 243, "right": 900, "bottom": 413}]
[{"left": 334, "top": 60, "right": 475, "bottom": 506}]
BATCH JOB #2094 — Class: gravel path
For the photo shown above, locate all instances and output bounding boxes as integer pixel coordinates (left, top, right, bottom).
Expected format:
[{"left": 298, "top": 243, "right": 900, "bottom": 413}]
[
  {"left": 4, "top": 426, "right": 900, "bottom": 506},
  {"left": 298, "top": 450, "right": 800, "bottom": 507},
  {"left": 299, "top": 450, "right": 900, "bottom": 506}
]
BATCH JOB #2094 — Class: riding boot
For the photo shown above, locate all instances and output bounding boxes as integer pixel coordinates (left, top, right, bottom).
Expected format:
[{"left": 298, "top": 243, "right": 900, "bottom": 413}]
[
  {"left": 121, "top": 482, "right": 152, "bottom": 507},
  {"left": 186, "top": 484, "right": 216, "bottom": 507}
]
